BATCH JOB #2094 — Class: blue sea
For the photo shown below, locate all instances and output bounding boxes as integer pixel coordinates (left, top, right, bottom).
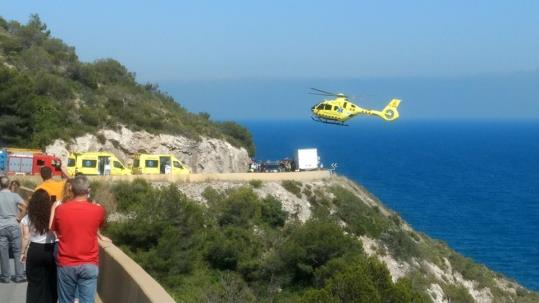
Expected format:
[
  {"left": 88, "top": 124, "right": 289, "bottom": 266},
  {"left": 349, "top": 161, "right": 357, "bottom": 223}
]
[{"left": 243, "top": 120, "right": 539, "bottom": 291}]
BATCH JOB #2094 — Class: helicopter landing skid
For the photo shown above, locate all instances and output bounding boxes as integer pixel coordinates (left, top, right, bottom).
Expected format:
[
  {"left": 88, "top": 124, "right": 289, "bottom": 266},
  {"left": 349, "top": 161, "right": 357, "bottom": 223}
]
[{"left": 311, "top": 116, "right": 348, "bottom": 126}]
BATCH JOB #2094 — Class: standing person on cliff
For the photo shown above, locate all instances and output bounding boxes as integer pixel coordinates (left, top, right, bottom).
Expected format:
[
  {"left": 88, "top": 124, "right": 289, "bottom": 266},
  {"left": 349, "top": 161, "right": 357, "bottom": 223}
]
[
  {"left": 51, "top": 176, "right": 105, "bottom": 303},
  {"left": 0, "top": 175, "right": 26, "bottom": 283}
]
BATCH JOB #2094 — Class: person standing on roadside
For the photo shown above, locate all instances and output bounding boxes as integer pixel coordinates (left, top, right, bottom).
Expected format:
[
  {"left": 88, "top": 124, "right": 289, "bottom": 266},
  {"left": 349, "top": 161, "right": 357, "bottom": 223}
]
[
  {"left": 35, "top": 166, "right": 67, "bottom": 203},
  {"left": 9, "top": 180, "right": 20, "bottom": 193},
  {"left": 51, "top": 176, "right": 105, "bottom": 303},
  {"left": 0, "top": 175, "right": 26, "bottom": 283},
  {"left": 20, "top": 189, "right": 57, "bottom": 303}
]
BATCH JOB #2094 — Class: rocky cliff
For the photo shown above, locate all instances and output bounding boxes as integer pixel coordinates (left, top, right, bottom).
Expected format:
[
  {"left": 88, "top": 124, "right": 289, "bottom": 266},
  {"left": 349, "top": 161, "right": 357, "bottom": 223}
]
[{"left": 45, "top": 126, "right": 250, "bottom": 173}]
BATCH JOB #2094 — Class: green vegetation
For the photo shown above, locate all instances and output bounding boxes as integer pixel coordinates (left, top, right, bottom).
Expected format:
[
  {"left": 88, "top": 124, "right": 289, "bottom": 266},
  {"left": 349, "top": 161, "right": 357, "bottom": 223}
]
[
  {"left": 330, "top": 185, "right": 396, "bottom": 238},
  {"left": 282, "top": 180, "right": 302, "bottom": 198},
  {"left": 0, "top": 15, "right": 254, "bottom": 155},
  {"left": 325, "top": 185, "right": 539, "bottom": 303},
  {"left": 248, "top": 179, "right": 263, "bottom": 188},
  {"left": 302, "top": 260, "right": 430, "bottom": 303},
  {"left": 442, "top": 284, "right": 475, "bottom": 303},
  {"left": 103, "top": 180, "right": 432, "bottom": 302},
  {"left": 89, "top": 179, "right": 539, "bottom": 302}
]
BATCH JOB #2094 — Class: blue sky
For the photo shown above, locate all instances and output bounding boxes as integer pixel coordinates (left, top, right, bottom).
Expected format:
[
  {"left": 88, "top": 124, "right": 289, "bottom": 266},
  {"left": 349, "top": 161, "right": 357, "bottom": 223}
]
[{"left": 3, "top": 1, "right": 539, "bottom": 119}]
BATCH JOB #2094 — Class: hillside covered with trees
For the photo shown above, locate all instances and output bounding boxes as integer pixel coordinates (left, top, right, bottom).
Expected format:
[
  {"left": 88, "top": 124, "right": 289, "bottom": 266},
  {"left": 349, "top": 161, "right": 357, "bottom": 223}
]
[
  {"left": 0, "top": 15, "right": 254, "bottom": 155},
  {"left": 89, "top": 177, "right": 539, "bottom": 303}
]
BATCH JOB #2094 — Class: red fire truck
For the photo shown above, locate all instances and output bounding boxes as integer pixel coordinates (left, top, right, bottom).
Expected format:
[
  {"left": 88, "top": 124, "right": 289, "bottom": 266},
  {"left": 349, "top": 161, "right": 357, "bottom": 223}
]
[{"left": 1, "top": 148, "right": 63, "bottom": 176}]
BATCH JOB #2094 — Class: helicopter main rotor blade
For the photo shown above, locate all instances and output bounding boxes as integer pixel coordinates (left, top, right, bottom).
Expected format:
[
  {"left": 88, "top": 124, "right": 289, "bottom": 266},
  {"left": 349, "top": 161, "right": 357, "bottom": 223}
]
[
  {"left": 310, "top": 88, "right": 338, "bottom": 96},
  {"left": 309, "top": 92, "right": 335, "bottom": 97}
]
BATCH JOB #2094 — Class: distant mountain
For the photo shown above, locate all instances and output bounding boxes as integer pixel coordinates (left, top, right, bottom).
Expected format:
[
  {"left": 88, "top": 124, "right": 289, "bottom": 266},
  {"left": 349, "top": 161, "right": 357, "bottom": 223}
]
[{"left": 0, "top": 15, "right": 254, "bottom": 155}]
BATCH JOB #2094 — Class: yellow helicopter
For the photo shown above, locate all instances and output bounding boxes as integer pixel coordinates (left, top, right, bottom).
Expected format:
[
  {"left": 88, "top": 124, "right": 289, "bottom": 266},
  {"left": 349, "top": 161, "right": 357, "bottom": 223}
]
[{"left": 310, "top": 88, "right": 401, "bottom": 125}]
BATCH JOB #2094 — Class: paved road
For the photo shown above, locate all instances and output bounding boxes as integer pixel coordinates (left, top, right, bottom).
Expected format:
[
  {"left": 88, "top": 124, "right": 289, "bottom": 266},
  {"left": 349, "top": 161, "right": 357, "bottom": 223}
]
[
  {"left": 0, "top": 281, "right": 26, "bottom": 302},
  {"left": 0, "top": 263, "right": 26, "bottom": 303}
]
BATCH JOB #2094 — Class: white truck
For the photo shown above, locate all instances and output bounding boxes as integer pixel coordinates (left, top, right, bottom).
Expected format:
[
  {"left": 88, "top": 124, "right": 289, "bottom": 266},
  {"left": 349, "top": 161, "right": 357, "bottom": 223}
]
[{"left": 295, "top": 148, "right": 319, "bottom": 171}]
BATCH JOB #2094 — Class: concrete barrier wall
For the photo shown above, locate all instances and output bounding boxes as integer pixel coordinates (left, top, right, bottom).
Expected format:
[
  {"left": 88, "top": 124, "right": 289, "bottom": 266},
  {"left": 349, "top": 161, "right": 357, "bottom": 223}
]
[
  {"left": 98, "top": 241, "right": 175, "bottom": 303},
  {"left": 11, "top": 171, "right": 331, "bottom": 184},
  {"left": 88, "top": 170, "right": 331, "bottom": 183}
]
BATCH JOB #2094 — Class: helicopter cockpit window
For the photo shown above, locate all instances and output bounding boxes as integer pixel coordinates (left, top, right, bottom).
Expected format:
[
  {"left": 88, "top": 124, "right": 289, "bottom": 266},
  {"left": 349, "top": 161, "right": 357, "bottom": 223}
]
[
  {"left": 317, "top": 104, "right": 325, "bottom": 110},
  {"left": 324, "top": 104, "right": 332, "bottom": 110},
  {"left": 343, "top": 102, "right": 348, "bottom": 109}
]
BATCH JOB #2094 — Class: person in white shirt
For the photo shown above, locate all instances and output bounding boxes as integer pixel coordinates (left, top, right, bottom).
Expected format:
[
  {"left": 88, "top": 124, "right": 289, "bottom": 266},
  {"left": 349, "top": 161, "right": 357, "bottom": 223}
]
[
  {"left": 103, "top": 160, "right": 111, "bottom": 176},
  {"left": 20, "top": 189, "right": 57, "bottom": 303}
]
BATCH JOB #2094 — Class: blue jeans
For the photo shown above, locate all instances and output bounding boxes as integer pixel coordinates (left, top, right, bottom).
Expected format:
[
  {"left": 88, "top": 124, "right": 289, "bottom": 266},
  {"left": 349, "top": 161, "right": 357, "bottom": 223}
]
[
  {"left": 0, "top": 225, "right": 25, "bottom": 281},
  {"left": 57, "top": 264, "right": 98, "bottom": 303}
]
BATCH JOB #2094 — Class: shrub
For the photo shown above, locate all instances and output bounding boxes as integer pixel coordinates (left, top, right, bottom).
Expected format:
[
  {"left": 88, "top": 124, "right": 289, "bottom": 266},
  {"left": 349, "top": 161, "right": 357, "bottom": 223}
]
[
  {"left": 443, "top": 284, "right": 474, "bottom": 303},
  {"left": 304, "top": 257, "right": 431, "bottom": 303},
  {"left": 391, "top": 278, "right": 432, "bottom": 303},
  {"left": 281, "top": 180, "right": 302, "bottom": 198},
  {"left": 300, "top": 289, "right": 340, "bottom": 303},
  {"left": 205, "top": 227, "right": 261, "bottom": 272},
  {"left": 204, "top": 271, "right": 256, "bottom": 303},
  {"left": 218, "top": 121, "right": 255, "bottom": 156},
  {"left": 448, "top": 253, "right": 495, "bottom": 288},
  {"left": 0, "top": 16, "right": 8, "bottom": 30},
  {"left": 330, "top": 186, "right": 394, "bottom": 237},
  {"left": 112, "top": 178, "right": 154, "bottom": 212},
  {"left": 260, "top": 195, "right": 288, "bottom": 228},
  {"left": 214, "top": 187, "right": 260, "bottom": 227},
  {"left": 277, "top": 219, "right": 361, "bottom": 285},
  {"left": 202, "top": 186, "right": 223, "bottom": 206},
  {"left": 248, "top": 179, "right": 262, "bottom": 188},
  {"left": 380, "top": 230, "right": 422, "bottom": 262}
]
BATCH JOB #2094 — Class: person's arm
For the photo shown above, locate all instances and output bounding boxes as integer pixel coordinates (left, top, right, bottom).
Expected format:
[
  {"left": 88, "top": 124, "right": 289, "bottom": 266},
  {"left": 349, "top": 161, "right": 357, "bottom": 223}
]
[
  {"left": 48, "top": 201, "right": 60, "bottom": 230},
  {"left": 50, "top": 206, "right": 59, "bottom": 233},
  {"left": 20, "top": 221, "right": 30, "bottom": 263},
  {"left": 59, "top": 164, "right": 69, "bottom": 179},
  {"left": 16, "top": 195, "right": 27, "bottom": 222}
]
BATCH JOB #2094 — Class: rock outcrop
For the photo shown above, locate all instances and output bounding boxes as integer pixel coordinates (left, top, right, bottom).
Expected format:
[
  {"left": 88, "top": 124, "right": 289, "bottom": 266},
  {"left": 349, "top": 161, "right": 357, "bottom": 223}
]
[{"left": 45, "top": 126, "right": 250, "bottom": 173}]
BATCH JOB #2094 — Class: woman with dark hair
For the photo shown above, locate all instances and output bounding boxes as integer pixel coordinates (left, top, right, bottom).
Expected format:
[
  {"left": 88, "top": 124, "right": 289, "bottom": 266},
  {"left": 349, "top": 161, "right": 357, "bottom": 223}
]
[{"left": 20, "top": 189, "right": 57, "bottom": 303}]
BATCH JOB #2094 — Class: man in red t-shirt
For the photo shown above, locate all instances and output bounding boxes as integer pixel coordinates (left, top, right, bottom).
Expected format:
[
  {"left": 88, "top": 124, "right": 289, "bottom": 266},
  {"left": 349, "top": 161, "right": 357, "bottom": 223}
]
[{"left": 51, "top": 176, "right": 105, "bottom": 303}]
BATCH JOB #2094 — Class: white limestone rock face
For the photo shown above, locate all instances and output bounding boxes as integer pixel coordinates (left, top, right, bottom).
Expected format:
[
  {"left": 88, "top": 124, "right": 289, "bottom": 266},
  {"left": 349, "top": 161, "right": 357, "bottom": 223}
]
[{"left": 45, "top": 126, "right": 250, "bottom": 173}]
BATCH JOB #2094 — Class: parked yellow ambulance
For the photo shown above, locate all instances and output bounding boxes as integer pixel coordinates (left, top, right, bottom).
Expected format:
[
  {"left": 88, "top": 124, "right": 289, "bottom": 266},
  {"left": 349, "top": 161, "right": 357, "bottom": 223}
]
[
  {"left": 131, "top": 154, "right": 189, "bottom": 175},
  {"left": 67, "top": 152, "right": 131, "bottom": 176}
]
